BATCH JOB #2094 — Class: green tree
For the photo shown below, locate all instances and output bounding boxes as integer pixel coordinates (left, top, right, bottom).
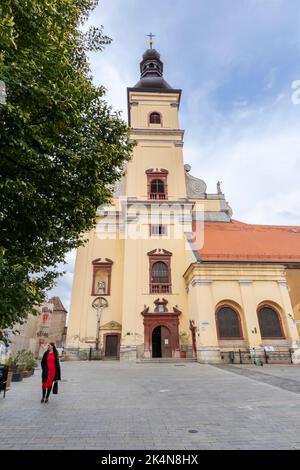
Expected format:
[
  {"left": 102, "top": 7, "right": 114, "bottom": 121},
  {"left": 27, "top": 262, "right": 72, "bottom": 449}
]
[{"left": 0, "top": 0, "right": 133, "bottom": 328}]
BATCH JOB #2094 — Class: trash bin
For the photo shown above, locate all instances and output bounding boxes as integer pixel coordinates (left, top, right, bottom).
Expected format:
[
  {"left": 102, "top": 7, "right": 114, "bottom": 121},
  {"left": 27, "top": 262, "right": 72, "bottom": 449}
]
[{"left": 0, "top": 364, "right": 9, "bottom": 398}]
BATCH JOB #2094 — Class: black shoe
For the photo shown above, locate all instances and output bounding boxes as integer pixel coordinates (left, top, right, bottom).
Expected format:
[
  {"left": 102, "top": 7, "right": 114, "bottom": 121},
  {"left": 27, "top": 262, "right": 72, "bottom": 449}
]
[
  {"left": 41, "top": 398, "right": 44, "bottom": 403},
  {"left": 45, "top": 398, "right": 48, "bottom": 403}
]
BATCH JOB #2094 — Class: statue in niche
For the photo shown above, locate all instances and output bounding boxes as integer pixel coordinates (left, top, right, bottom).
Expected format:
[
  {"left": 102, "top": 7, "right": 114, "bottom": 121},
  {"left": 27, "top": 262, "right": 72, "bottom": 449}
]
[{"left": 96, "top": 279, "right": 106, "bottom": 295}]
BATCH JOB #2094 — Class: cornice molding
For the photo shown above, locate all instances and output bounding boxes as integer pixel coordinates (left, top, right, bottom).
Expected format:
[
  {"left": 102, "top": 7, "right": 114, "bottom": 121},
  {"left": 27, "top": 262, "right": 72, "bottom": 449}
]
[
  {"left": 277, "top": 280, "right": 288, "bottom": 286},
  {"left": 130, "top": 128, "right": 184, "bottom": 137},
  {"left": 191, "top": 279, "right": 213, "bottom": 286},
  {"left": 239, "top": 280, "right": 253, "bottom": 285},
  {"left": 129, "top": 139, "right": 184, "bottom": 145}
]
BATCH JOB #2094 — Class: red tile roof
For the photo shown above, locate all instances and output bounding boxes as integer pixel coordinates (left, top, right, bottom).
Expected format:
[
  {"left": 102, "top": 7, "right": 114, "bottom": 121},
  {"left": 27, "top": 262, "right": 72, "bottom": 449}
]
[{"left": 192, "top": 219, "right": 300, "bottom": 263}]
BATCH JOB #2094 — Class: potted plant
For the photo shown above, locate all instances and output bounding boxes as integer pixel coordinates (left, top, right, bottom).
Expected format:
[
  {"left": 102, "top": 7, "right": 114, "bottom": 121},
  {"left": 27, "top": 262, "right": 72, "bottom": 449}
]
[
  {"left": 179, "top": 331, "right": 190, "bottom": 358},
  {"left": 16, "top": 351, "right": 37, "bottom": 378}
]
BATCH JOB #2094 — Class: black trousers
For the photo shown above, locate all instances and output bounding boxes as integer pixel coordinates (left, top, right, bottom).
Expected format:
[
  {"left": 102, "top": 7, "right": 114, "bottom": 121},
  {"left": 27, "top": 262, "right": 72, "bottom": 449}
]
[{"left": 42, "top": 386, "right": 52, "bottom": 398}]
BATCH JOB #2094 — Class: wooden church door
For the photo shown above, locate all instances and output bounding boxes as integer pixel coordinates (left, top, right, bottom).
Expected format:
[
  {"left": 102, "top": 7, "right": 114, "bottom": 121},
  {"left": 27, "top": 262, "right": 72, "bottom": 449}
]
[
  {"left": 161, "top": 326, "right": 172, "bottom": 358},
  {"left": 105, "top": 335, "right": 118, "bottom": 358}
]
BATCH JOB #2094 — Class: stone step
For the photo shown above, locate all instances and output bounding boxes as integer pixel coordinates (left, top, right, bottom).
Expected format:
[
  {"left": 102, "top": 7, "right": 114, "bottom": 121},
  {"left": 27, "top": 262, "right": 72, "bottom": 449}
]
[{"left": 137, "top": 358, "right": 197, "bottom": 364}]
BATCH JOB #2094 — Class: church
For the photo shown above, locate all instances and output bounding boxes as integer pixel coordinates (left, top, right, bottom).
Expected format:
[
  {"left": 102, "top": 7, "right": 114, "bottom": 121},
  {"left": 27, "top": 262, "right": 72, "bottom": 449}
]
[{"left": 66, "top": 44, "right": 300, "bottom": 363}]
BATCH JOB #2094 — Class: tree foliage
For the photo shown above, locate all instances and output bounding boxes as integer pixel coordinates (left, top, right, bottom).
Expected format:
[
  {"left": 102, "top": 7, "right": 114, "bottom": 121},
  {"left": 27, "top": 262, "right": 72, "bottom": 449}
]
[{"left": 0, "top": 0, "right": 133, "bottom": 328}]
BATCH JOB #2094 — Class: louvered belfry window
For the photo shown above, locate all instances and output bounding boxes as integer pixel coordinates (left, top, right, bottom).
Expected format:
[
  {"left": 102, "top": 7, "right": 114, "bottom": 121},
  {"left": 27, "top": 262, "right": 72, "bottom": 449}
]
[
  {"left": 258, "top": 306, "right": 284, "bottom": 338},
  {"left": 149, "top": 112, "right": 161, "bottom": 124},
  {"left": 216, "top": 307, "right": 242, "bottom": 339}
]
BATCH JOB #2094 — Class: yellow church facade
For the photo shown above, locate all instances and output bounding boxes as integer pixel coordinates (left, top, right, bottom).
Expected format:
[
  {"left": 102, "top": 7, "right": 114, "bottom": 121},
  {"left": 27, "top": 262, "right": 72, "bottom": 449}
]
[{"left": 66, "top": 48, "right": 300, "bottom": 363}]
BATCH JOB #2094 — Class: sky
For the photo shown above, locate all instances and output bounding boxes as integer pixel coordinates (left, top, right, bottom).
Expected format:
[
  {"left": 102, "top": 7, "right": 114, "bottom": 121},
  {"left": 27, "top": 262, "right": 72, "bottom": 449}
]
[{"left": 48, "top": 0, "right": 300, "bottom": 313}]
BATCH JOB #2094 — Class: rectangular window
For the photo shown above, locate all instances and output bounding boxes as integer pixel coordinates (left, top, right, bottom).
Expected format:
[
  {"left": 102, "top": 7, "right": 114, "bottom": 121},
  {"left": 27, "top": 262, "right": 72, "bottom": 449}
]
[{"left": 150, "top": 224, "right": 168, "bottom": 236}]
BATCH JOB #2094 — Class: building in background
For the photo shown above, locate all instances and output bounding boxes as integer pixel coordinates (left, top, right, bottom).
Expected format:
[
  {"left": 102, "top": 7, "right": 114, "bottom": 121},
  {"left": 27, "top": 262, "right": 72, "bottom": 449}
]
[{"left": 6, "top": 296, "right": 67, "bottom": 358}]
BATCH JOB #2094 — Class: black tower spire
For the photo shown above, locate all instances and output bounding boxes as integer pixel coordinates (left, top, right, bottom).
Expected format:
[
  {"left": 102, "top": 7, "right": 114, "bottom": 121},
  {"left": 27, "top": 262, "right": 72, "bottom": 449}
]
[{"left": 133, "top": 48, "right": 172, "bottom": 90}]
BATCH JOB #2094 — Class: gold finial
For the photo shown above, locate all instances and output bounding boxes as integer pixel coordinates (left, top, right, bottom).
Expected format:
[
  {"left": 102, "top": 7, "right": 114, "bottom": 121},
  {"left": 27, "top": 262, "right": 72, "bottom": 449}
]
[{"left": 147, "top": 32, "right": 155, "bottom": 49}]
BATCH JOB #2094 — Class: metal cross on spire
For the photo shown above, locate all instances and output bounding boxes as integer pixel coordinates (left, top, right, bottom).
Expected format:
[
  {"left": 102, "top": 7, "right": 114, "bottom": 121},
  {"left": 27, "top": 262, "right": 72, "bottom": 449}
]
[{"left": 147, "top": 32, "right": 156, "bottom": 49}]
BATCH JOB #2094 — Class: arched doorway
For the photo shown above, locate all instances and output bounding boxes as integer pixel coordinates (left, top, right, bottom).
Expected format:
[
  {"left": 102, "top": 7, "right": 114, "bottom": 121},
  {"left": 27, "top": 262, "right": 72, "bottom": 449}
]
[
  {"left": 142, "top": 299, "right": 181, "bottom": 359},
  {"left": 152, "top": 325, "right": 172, "bottom": 358}
]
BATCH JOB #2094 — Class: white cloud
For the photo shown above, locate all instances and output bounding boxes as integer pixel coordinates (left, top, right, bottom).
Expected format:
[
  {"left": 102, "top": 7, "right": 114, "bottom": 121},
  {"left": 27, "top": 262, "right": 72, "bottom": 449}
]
[{"left": 185, "top": 117, "right": 300, "bottom": 225}]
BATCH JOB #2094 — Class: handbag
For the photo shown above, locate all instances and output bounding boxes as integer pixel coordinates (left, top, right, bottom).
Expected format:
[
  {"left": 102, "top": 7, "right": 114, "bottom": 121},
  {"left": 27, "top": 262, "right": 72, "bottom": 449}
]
[{"left": 52, "top": 380, "right": 58, "bottom": 394}]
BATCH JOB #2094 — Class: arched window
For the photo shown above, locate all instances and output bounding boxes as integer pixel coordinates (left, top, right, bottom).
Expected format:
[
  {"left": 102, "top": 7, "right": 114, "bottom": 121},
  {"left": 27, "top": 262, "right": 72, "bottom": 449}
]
[
  {"left": 148, "top": 249, "right": 172, "bottom": 294},
  {"left": 152, "top": 262, "right": 169, "bottom": 284},
  {"left": 149, "top": 112, "right": 161, "bottom": 124},
  {"left": 257, "top": 306, "right": 284, "bottom": 338},
  {"left": 146, "top": 169, "right": 168, "bottom": 200},
  {"left": 216, "top": 306, "right": 243, "bottom": 339},
  {"left": 150, "top": 179, "right": 165, "bottom": 196}
]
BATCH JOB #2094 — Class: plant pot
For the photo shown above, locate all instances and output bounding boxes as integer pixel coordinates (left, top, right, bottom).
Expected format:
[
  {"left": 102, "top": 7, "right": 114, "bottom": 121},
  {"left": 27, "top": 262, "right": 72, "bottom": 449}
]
[{"left": 12, "top": 371, "right": 23, "bottom": 382}]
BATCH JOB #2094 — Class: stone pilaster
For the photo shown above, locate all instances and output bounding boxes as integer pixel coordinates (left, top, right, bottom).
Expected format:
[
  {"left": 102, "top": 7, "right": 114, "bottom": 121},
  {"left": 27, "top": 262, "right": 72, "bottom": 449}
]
[
  {"left": 277, "top": 280, "right": 299, "bottom": 344},
  {"left": 191, "top": 279, "right": 221, "bottom": 363},
  {"left": 239, "top": 280, "right": 262, "bottom": 348}
]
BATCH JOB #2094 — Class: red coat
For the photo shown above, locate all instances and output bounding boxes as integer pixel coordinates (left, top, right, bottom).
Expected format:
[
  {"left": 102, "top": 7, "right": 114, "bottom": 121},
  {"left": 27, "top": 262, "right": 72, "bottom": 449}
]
[{"left": 41, "top": 351, "right": 61, "bottom": 389}]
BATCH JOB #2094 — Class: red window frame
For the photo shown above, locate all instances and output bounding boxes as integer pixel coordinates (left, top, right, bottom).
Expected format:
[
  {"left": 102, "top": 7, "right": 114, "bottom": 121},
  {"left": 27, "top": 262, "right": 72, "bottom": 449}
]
[
  {"left": 148, "top": 249, "right": 172, "bottom": 294},
  {"left": 146, "top": 168, "right": 168, "bottom": 200}
]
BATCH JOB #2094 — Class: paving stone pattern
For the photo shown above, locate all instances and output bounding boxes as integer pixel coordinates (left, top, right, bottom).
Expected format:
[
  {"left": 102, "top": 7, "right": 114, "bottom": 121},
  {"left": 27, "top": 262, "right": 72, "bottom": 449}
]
[
  {"left": 1, "top": 362, "right": 300, "bottom": 450},
  {"left": 213, "top": 364, "right": 300, "bottom": 395}
]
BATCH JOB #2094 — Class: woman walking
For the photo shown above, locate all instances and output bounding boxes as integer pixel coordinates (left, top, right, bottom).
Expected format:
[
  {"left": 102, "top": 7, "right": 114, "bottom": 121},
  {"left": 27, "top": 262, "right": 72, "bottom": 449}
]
[{"left": 41, "top": 342, "right": 61, "bottom": 403}]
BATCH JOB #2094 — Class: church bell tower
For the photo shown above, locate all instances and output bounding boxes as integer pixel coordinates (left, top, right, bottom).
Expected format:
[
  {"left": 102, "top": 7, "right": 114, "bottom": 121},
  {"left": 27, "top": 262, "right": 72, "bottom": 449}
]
[{"left": 125, "top": 45, "right": 187, "bottom": 201}]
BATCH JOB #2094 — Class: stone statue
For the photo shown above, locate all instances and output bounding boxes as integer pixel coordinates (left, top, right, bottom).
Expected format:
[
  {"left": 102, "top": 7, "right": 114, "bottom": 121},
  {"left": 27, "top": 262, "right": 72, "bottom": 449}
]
[
  {"left": 96, "top": 280, "right": 106, "bottom": 294},
  {"left": 217, "top": 181, "right": 222, "bottom": 194}
]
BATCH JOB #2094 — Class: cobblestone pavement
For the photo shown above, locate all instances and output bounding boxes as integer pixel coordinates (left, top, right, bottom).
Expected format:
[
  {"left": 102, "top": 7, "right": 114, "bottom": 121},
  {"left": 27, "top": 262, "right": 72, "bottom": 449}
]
[{"left": 1, "top": 361, "right": 300, "bottom": 450}]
